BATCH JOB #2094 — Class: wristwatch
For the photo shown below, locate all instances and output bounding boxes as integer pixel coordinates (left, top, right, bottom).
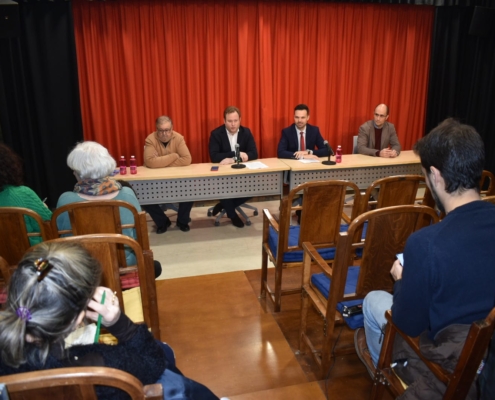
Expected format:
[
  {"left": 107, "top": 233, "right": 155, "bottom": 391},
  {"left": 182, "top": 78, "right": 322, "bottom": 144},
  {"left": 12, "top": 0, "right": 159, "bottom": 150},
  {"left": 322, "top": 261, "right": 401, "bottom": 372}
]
[{"left": 307, "top": 150, "right": 313, "bottom": 155}]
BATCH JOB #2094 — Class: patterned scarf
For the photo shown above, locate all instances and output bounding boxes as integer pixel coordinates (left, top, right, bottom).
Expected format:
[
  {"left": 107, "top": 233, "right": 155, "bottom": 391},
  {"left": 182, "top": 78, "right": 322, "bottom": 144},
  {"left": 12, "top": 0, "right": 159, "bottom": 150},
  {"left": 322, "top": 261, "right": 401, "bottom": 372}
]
[{"left": 73, "top": 177, "right": 122, "bottom": 196}]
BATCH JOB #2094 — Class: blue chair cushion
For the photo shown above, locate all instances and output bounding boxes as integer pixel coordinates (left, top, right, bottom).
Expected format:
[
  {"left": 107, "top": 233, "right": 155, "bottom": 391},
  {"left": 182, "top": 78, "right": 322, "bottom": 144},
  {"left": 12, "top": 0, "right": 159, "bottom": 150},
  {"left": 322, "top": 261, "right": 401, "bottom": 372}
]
[
  {"left": 310, "top": 266, "right": 364, "bottom": 329},
  {"left": 268, "top": 222, "right": 367, "bottom": 263}
]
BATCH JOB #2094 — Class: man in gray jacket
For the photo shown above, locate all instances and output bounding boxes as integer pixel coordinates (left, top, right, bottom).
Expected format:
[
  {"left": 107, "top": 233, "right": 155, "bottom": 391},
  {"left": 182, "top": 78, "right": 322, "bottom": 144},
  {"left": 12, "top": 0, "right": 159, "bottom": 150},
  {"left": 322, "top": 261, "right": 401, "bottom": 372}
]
[{"left": 357, "top": 104, "right": 401, "bottom": 157}]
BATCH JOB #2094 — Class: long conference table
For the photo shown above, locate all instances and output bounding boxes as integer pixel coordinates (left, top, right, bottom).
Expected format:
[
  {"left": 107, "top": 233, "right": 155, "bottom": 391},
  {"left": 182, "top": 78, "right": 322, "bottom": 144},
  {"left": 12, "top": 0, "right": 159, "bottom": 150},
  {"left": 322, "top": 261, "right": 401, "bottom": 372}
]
[{"left": 119, "top": 150, "right": 422, "bottom": 205}]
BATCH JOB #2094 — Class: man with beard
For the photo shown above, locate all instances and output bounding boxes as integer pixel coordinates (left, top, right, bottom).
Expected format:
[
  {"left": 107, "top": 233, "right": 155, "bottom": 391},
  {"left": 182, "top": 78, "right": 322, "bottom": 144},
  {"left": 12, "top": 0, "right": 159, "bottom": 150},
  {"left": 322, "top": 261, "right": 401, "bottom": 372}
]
[
  {"left": 355, "top": 118, "right": 495, "bottom": 398},
  {"left": 277, "top": 104, "right": 329, "bottom": 159}
]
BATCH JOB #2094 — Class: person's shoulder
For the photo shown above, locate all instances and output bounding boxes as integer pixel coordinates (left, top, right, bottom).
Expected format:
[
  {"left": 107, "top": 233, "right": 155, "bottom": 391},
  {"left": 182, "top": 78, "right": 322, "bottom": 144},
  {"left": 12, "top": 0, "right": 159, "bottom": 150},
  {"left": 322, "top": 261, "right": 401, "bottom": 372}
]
[
  {"left": 172, "top": 131, "right": 185, "bottom": 139},
  {"left": 144, "top": 132, "right": 156, "bottom": 142},
  {"left": 210, "top": 125, "right": 225, "bottom": 135},
  {"left": 306, "top": 123, "right": 320, "bottom": 133},
  {"left": 282, "top": 124, "right": 295, "bottom": 133},
  {"left": 239, "top": 126, "right": 253, "bottom": 135},
  {"left": 384, "top": 121, "right": 396, "bottom": 130},
  {"left": 118, "top": 187, "right": 139, "bottom": 200},
  {"left": 56, "top": 191, "right": 81, "bottom": 207},
  {"left": 359, "top": 120, "right": 373, "bottom": 130}
]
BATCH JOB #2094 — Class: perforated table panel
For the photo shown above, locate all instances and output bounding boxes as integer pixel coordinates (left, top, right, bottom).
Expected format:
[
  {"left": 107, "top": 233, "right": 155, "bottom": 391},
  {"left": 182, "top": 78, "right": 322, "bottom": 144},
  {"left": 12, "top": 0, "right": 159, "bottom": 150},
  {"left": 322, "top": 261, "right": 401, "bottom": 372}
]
[
  {"left": 290, "top": 164, "right": 422, "bottom": 190},
  {"left": 129, "top": 171, "right": 284, "bottom": 204}
]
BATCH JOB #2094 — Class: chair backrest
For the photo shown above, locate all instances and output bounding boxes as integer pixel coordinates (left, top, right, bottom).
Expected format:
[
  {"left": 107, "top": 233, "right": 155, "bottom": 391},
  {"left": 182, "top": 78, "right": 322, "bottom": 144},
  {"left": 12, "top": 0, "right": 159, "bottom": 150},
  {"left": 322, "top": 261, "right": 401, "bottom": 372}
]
[
  {"left": 281, "top": 180, "right": 361, "bottom": 255},
  {"left": 353, "top": 135, "right": 358, "bottom": 154},
  {"left": 482, "top": 195, "right": 495, "bottom": 205},
  {"left": 329, "top": 205, "right": 439, "bottom": 305},
  {"left": 0, "top": 207, "right": 49, "bottom": 265},
  {"left": 443, "top": 307, "right": 495, "bottom": 398},
  {"left": 40, "top": 234, "right": 160, "bottom": 340},
  {"left": 480, "top": 170, "right": 495, "bottom": 196},
  {"left": 361, "top": 175, "right": 426, "bottom": 215},
  {"left": 0, "top": 366, "right": 163, "bottom": 400},
  {"left": 51, "top": 200, "right": 150, "bottom": 250}
]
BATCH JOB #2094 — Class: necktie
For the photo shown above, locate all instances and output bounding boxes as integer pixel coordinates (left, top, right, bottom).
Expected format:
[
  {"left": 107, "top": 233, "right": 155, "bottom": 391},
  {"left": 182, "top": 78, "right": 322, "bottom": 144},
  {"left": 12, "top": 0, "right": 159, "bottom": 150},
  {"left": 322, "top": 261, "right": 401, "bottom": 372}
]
[{"left": 300, "top": 132, "right": 305, "bottom": 151}]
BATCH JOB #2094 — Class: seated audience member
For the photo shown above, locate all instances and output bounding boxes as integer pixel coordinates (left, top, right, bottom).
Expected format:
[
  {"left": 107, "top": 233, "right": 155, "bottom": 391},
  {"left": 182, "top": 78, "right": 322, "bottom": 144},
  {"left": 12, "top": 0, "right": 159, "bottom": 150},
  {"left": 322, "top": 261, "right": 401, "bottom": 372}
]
[
  {"left": 208, "top": 106, "right": 258, "bottom": 228},
  {"left": 142, "top": 115, "right": 194, "bottom": 233},
  {"left": 357, "top": 104, "right": 401, "bottom": 157},
  {"left": 0, "top": 242, "right": 220, "bottom": 400},
  {"left": 56, "top": 141, "right": 161, "bottom": 277},
  {"left": 0, "top": 143, "right": 52, "bottom": 245},
  {"left": 355, "top": 118, "right": 495, "bottom": 398},
  {"left": 277, "top": 104, "right": 329, "bottom": 159}
]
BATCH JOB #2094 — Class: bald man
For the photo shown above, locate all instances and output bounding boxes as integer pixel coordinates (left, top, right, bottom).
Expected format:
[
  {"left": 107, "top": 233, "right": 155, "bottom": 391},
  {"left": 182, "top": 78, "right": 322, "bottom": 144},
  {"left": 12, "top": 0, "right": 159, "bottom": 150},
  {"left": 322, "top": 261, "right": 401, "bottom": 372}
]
[{"left": 357, "top": 104, "right": 401, "bottom": 157}]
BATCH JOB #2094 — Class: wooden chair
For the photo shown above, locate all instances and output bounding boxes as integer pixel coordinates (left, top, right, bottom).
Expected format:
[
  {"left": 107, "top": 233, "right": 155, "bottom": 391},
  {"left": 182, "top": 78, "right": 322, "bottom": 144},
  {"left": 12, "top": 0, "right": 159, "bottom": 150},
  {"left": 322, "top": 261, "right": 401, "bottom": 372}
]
[
  {"left": 482, "top": 195, "right": 495, "bottom": 205},
  {"left": 298, "top": 205, "right": 439, "bottom": 378},
  {"left": 0, "top": 366, "right": 163, "bottom": 399},
  {"left": 41, "top": 234, "right": 160, "bottom": 340},
  {"left": 359, "top": 175, "right": 426, "bottom": 216},
  {"left": 51, "top": 200, "right": 153, "bottom": 277},
  {"left": 0, "top": 255, "right": 10, "bottom": 309},
  {"left": 0, "top": 207, "right": 50, "bottom": 266},
  {"left": 261, "top": 180, "right": 361, "bottom": 312},
  {"left": 480, "top": 170, "right": 495, "bottom": 196},
  {"left": 371, "top": 307, "right": 495, "bottom": 400}
]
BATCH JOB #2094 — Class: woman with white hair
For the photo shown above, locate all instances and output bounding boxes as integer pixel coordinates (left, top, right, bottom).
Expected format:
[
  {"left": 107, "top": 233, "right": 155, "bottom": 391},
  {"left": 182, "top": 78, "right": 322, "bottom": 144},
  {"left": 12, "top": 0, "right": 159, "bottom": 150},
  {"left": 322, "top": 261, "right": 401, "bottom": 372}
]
[{"left": 55, "top": 141, "right": 161, "bottom": 277}]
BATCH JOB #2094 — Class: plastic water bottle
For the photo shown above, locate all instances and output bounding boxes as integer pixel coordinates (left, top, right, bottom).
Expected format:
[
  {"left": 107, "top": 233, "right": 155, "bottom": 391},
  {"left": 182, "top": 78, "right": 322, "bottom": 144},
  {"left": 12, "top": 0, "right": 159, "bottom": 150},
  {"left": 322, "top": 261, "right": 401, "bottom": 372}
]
[
  {"left": 130, "top": 155, "right": 137, "bottom": 175},
  {"left": 336, "top": 145, "right": 342, "bottom": 163},
  {"left": 119, "top": 156, "right": 127, "bottom": 175}
]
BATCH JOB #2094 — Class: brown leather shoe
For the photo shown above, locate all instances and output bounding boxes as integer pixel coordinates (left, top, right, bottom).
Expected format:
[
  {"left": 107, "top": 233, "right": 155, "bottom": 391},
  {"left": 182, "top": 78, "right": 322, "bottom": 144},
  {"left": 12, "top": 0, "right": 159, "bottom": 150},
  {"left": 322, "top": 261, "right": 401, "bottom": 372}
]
[{"left": 354, "top": 328, "right": 377, "bottom": 379}]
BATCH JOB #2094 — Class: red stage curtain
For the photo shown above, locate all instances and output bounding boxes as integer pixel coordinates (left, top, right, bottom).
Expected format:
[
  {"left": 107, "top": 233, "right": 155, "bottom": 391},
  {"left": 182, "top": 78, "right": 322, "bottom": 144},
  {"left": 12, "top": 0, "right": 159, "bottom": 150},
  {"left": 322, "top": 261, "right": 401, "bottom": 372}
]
[{"left": 72, "top": 0, "right": 434, "bottom": 165}]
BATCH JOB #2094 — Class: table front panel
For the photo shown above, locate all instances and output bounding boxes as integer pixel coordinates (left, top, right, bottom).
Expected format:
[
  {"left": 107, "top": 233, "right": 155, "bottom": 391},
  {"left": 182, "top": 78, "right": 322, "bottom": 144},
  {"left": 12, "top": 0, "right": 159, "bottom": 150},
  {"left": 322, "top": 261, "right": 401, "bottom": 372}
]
[
  {"left": 130, "top": 172, "right": 283, "bottom": 204},
  {"left": 290, "top": 164, "right": 422, "bottom": 190}
]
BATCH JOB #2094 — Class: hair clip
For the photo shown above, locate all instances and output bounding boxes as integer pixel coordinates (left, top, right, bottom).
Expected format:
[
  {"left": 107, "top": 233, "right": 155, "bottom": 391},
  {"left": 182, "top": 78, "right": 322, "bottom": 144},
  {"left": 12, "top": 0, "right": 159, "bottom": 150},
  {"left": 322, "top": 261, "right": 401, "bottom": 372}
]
[
  {"left": 34, "top": 258, "right": 53, "bottom": 282},
  {"left": 16, "top": 307, "right": 32, "bottom": 322}
]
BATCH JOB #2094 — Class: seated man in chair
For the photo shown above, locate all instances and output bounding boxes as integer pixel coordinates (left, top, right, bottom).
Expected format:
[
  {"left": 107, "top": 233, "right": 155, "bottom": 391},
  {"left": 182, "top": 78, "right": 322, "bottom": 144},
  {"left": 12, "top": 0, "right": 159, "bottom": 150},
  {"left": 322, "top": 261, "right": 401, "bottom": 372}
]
[
  {"left": 143, "top": 115, "right": 194, "bottom": 233},
  {"left": 208, "top": 106, "right": 258, "bottom": 228},
  {"left": 356, "top": 118, "right": 495, "bottom": 398}
]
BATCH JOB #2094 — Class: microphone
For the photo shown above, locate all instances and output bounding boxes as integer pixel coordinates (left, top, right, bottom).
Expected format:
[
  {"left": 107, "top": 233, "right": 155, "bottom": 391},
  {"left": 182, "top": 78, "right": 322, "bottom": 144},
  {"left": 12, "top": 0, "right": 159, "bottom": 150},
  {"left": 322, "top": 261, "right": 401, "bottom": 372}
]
[
  {"left": 323, "top": 140, "right": 335, "bottom": 156},
  {"left": 231, "top": 143, "right": 246, "bottom": 169},
  {"left": 235, "top": 143, "right": 240, "bottom": 161},
  {"left": 322, "top": 140, "right": 336, "bottom": 166}
]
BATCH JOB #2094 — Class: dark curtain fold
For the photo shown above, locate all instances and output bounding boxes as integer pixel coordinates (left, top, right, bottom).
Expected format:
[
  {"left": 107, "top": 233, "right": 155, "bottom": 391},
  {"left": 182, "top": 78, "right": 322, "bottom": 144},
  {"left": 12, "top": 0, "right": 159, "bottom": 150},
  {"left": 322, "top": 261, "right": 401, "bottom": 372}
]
[
  {"left": 0, "top": 1, "right": 83, "bottom": 208},
  {"left": 426, "top": 6, "right": 495, "bottom": 173}
]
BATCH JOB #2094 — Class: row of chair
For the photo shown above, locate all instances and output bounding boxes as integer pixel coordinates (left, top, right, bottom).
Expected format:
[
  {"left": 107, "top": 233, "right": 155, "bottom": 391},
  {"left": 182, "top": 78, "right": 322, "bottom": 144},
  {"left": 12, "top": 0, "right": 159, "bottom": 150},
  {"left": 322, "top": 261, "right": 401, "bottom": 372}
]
[
  {"left": 263, "top": 175, "right": 495, "bottom": 398},
  {"left": 260, "top": 170, "right": 495, "bottom": 313},
  {"left": 0, "top": 201, "right": 160, "bottom": 340}
]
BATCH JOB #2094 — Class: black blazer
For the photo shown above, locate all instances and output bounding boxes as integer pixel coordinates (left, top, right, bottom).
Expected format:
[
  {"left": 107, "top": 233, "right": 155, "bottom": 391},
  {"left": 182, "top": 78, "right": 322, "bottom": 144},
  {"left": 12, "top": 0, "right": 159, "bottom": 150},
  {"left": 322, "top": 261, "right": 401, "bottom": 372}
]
[
  {"left": 209, "top": 125, "right": 258, "bottom": 163},
  {"left": 277, "top": 123, "right": 329, "bottom": 159}
]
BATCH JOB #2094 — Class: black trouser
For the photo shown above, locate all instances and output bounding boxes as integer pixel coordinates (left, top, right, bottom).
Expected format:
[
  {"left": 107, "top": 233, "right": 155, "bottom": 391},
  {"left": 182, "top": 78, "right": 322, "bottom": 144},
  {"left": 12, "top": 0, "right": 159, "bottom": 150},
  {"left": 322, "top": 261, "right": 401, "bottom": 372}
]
[
  {"left": 220, "top": 197, "right": 250, "bottom": 219},
  {"left": 143, "top": 202, "right": 194, "bottom": 227}
]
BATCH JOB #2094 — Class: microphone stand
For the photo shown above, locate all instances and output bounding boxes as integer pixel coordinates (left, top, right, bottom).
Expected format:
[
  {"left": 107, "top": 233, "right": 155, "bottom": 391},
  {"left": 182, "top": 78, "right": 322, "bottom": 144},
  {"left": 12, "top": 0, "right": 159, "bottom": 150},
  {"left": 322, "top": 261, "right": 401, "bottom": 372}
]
[
  {"left": 322, "top": 150, "right": 336, "bottom": 166},
  {"left": 231, "top": 146, "right": 246, "bottom": 169}
]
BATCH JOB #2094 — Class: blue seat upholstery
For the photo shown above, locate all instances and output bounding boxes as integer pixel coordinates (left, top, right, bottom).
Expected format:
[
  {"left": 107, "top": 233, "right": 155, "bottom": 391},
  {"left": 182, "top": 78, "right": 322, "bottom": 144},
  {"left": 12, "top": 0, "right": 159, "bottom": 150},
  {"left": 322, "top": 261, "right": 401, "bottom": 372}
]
[
  {"left": 268, "top": 222, "right": 367, "bottom": 263},
  {"left": 311, "top": 267, "right": 364, "bottom": 329}
]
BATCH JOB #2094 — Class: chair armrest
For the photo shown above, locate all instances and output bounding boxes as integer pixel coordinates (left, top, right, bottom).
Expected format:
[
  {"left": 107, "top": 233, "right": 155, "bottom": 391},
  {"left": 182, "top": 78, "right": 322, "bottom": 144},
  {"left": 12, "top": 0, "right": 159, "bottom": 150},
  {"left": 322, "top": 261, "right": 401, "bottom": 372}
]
[
  {"left": 383, "top": 311, "right": 450, "bottom": 384},
  {"left": 341, "top": 212, "right": 351, "bottom": 224},
  {"left": 302, "top": 242, "right": 333, "bottom": 277},
  {"left": 144, "top": 383, "right": 163, "bottom": 399},
  {"left": 263, "top": 208, "right": 279, "bottom": 232}
]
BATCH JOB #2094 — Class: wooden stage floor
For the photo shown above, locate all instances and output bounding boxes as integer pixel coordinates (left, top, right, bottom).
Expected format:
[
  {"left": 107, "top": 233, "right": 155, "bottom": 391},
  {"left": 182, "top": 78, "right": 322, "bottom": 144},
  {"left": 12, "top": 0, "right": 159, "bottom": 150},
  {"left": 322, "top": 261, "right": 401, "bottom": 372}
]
[{"left": 156, "top": 267, "right": 390, "bottom": 399}]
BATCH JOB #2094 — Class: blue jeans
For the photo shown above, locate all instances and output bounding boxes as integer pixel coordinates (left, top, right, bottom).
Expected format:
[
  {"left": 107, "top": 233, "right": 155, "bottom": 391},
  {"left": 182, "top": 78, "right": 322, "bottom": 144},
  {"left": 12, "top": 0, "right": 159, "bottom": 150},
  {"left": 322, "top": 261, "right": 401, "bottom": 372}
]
[
  {"left": 363, "top": 290, "right": 393, "bottom": 366},
  {"left": 155, "top": 342, "right": 219, "bottom": 400}
]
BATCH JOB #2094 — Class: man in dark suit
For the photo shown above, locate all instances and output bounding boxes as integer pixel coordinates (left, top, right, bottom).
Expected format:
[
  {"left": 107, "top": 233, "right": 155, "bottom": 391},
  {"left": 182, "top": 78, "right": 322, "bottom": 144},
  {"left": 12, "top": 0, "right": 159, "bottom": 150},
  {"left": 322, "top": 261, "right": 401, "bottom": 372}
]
[
  {"left": 208, "top": 106, "right": 258, "bottom": 228},
  {"left": 277, "top": 104, "right": 329, "bottom": 159},
  {"left": 357, "top": 104, "right": 401, "bottom": 157}
]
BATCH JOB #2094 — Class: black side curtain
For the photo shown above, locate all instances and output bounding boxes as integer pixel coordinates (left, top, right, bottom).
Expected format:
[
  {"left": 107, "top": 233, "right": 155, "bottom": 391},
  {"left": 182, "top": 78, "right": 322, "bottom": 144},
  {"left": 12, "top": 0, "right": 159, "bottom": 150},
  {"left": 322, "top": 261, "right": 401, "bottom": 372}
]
[
  {"left": 0, "top": 1, "right": 82, "bottom": 208},
  {"left": 426, "top": 5, "right": 495, "bottom": 173}
]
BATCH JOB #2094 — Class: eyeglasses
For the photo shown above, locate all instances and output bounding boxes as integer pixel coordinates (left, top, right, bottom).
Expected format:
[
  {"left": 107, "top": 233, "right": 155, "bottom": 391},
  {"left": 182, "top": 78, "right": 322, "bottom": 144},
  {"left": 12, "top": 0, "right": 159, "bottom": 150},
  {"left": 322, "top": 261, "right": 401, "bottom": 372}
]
[
  {"left": 157, "top": 128, "right": 173, "bottom": 135},
  {"left": 374, "top": 113, "right": 387, "bottom": 118}
]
